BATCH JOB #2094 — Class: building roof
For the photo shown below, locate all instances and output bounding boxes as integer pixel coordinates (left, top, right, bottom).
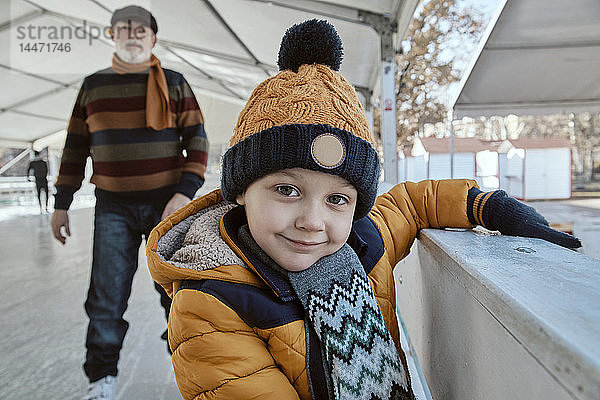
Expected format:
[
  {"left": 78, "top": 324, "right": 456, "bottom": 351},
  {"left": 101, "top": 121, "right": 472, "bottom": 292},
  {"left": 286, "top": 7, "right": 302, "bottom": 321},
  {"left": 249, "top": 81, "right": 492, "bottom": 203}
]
[
  {"left": 419, "top": 137, "right": 491, "bottom": 154},
  {"left": 412, "top": 136, "right": 572, "bottom": 156},
  {"left": 507, "top": 138, "right": 572, "bottom": 149}
]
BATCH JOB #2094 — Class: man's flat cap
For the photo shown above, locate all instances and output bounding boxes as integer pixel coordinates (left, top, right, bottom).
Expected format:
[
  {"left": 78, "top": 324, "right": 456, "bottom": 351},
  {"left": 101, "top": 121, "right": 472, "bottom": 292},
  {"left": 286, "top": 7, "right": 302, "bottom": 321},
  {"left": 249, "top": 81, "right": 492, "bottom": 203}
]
[{"left": 111, "top": 5, "right": 158, "bottom": 34}]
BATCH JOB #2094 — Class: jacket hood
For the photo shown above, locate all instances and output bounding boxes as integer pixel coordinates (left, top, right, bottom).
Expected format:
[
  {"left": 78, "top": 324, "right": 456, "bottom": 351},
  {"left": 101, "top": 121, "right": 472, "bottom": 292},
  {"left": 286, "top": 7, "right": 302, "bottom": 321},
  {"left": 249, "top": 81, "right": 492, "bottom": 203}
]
[
  {"left": 158, "top": 199, "right": 241, "bottom": 271},
  {"left": 147, "top": 189, "right": 264, "bottom": 297}
]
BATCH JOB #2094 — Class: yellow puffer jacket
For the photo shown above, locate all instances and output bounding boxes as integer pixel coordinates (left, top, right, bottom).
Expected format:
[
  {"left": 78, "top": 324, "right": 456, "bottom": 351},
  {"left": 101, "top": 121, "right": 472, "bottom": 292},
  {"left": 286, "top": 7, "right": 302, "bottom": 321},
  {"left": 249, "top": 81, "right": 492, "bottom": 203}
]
[{"left": 147, "top": 179, "right": 477, "bottom": 400}]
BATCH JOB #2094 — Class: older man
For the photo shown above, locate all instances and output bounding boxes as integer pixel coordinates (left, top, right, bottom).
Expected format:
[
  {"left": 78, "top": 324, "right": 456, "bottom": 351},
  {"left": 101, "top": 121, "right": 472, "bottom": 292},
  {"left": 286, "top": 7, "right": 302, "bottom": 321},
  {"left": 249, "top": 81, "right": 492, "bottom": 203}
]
[{"left": 50, "top": 5, "right": 208, "bottom": 399}]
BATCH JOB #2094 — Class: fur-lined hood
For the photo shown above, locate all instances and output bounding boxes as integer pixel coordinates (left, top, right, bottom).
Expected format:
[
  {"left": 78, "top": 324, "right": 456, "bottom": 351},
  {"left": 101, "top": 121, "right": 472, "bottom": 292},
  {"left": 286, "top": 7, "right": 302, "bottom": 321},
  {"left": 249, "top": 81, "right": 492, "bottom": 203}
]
[{"left": 147, "top": 189, "right": 266, "bottom": 297}]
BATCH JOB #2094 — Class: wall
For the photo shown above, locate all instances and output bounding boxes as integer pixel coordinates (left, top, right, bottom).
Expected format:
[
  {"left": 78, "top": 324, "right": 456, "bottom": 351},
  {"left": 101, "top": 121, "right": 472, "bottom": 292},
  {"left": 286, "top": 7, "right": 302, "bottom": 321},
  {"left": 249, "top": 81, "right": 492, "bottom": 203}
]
[
  {"left": 525, "top": 148, "right": 571, "bottom": 199},
  {"left": 406, "top": 155, "right": 428, "bottom": 182},
  {"left": 499, "top": 149, "right": 524, "bottom": 198},
  {"left": 428, "top": 153, "right": 475, "bottom": 180},
  {"left": 403, "top": 151, "right": 499, "bottom": 189},
  {"left": 476, "top": 150, "right": 499, "bottom": 191},
  {"left": 395, "top": 229, "right": 600, "bottom": 400}
]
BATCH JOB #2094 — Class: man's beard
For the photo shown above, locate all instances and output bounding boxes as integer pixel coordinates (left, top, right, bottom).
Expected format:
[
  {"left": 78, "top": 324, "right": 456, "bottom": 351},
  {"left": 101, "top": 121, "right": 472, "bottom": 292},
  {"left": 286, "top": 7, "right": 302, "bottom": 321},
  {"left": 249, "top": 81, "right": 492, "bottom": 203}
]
[{"left": 115, "top": 40, "right": 152, "bottom": 64}]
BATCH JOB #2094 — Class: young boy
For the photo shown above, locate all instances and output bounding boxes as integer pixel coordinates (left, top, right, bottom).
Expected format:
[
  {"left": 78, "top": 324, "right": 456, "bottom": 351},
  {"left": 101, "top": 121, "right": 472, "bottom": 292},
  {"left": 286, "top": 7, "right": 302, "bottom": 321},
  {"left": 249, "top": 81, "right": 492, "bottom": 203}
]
[{"left": 147, "top": 20, "right": 580, "bottom": 400}]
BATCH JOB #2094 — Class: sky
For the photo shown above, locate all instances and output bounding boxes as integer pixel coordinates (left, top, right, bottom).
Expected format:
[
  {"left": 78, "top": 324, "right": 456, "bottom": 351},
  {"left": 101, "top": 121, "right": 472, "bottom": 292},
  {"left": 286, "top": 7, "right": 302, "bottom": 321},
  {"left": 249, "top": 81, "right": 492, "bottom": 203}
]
[
  {"left": 444, "top": 0, "right": 504, "bottom": 106},
  {"left": 469, "top": 0, "right": 503, "bottom": 19},
  {"left": 400, "top": 0, "right": 503, "bottom": 107}
]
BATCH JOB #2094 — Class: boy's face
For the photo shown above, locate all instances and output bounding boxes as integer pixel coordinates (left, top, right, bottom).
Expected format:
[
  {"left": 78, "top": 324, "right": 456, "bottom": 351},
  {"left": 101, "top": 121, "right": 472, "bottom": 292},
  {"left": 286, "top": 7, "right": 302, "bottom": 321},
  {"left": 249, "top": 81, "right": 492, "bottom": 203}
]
[{"left": 237, "top": 168, "right": 357, "bottom": 272}]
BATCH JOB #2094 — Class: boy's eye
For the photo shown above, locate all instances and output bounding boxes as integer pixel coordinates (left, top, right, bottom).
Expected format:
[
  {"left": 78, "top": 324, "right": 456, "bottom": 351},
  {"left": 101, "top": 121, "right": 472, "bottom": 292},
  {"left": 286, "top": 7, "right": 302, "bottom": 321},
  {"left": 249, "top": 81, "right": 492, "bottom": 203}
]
[
  {"left": 276, "top": 185, "right": 299, "bottom": 197},
  {"left": 327, "top": 194, "right": 348, "bottom": 205}
]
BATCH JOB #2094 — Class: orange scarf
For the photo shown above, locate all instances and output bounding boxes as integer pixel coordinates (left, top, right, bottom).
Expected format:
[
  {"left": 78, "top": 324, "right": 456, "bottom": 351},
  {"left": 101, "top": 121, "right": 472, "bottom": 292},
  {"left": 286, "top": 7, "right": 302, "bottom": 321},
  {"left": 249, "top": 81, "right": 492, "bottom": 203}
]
[{"left": 112, "top": 53, "right": 171, "bottom": 131}]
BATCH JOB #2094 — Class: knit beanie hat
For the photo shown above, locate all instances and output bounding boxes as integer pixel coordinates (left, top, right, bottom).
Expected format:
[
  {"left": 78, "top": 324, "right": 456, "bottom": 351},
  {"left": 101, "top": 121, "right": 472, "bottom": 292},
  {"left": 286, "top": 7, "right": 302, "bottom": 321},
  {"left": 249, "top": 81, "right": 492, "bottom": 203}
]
[{"left": 221, "top": 19, "right": 380, "bottom": 219}]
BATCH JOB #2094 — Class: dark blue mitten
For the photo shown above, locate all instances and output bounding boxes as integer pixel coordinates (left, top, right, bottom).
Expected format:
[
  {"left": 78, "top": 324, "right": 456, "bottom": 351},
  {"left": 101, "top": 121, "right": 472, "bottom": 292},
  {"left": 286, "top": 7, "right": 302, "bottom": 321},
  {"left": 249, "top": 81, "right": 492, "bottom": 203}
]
[{"left": 467, "top": 187, "right": 582, "bottom": 249}]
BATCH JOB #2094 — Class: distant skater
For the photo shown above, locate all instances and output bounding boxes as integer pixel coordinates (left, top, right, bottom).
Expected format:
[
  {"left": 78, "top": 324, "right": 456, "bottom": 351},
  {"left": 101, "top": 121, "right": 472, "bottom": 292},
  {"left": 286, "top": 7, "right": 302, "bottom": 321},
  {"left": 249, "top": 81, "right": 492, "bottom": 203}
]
[{"left": 28, "top": 150, "right": 49, "bottom": 213}]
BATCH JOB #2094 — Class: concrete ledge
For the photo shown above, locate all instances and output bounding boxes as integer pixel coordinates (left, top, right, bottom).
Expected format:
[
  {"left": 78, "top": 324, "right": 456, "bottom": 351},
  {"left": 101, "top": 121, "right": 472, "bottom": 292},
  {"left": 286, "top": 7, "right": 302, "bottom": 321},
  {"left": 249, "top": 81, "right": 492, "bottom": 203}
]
[{"left": 395, "top": 229, "right": 600, "bottom": 400}]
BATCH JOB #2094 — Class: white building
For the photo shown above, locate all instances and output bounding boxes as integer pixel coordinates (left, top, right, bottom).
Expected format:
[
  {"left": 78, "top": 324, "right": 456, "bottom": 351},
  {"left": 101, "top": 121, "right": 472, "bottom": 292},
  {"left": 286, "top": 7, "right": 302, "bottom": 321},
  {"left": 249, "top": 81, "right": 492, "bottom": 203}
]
[
  {"left": 498, "top": 138, "right": 572, "bottom": 200},
  {"left": 402, "top": 137, "right": 500, "bottom": 191},
  {"left": 402, "top": 136, "right": 573, "bottom": 199}
]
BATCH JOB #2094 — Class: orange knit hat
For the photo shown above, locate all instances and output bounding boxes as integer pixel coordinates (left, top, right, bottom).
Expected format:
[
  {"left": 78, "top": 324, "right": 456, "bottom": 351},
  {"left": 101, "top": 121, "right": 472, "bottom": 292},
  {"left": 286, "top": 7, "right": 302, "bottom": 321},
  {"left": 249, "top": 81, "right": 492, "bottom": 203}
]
[
  {"left": 229, "top": 63, "right": 375, "bottom": 148},
  {"left": 221, "top": 19, "right": 380, "bottom": 219}
]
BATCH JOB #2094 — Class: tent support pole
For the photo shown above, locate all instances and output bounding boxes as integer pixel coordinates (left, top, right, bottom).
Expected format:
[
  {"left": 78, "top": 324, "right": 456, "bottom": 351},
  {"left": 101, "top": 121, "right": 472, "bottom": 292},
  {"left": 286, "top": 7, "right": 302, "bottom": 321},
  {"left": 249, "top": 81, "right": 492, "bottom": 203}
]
[
  {"left": 362, "top": 12, "right": 398, "bottom": 184},
  {"left": 381, "top": 59, "right": 398, "bottom": 183},
  {"left": 449, "top": 109, "right": 454, "bottom": 179}
]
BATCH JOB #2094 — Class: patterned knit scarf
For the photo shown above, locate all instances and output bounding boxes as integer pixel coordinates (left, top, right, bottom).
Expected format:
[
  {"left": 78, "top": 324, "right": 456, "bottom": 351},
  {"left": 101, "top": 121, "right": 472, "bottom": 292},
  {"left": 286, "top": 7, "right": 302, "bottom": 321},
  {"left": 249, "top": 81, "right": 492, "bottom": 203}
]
[
  {"left": 289, "top": 244, "right": 414, "bottom": 400},
  {"left": 111, "top": 53, "right": 171, "bottom": 130},
  {"left": 237, "top": 226, "right": 414, "bottom": 400}
]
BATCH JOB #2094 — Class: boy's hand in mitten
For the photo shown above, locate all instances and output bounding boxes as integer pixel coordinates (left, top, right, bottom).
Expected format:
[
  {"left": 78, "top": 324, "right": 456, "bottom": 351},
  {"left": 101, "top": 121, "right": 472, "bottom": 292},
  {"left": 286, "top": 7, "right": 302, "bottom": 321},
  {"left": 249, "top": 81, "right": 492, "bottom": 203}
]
[{"left": 467, "top": 187, "right": 582, "bottom": 249}]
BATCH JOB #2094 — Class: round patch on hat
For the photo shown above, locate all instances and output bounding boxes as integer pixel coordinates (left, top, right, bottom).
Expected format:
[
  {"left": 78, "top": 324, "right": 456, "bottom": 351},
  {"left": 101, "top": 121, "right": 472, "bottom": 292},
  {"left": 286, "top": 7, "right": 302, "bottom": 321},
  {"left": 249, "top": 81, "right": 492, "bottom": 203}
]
[{"left": 311, "top": 133, "right": 345, "bottom": 169}]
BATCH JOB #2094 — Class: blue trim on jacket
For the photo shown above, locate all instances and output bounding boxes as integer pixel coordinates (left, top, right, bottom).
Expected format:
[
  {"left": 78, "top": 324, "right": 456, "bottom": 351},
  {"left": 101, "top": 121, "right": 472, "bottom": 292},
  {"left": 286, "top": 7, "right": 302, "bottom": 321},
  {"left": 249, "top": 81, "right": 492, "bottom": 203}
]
[
  {"left": 350, "top": 215, "right": 385, "bottom": 275},
  {"left": 178, "top": 280, "right": 304, "bottom": 329}
]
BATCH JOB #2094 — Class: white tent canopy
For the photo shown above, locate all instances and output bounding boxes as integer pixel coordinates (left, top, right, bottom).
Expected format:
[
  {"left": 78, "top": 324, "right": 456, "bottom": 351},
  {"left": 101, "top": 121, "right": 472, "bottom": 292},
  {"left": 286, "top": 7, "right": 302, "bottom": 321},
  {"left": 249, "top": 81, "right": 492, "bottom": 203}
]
[
  {"left": 0, "top": 0, "right": 418, "bottom": 150},
  {"left": 452, "top": 0, "right": 600, "bottom": 118}
]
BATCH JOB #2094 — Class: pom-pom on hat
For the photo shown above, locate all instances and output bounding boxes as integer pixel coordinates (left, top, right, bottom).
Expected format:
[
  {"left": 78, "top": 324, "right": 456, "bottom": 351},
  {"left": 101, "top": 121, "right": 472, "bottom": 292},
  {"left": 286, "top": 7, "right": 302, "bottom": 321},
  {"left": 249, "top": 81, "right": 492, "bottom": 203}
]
[
  {"left": 277, "top": 19, "right": 343, "bottom": 72},
  {"left": 221, "top": 19, "right": 380, "bottom": 219}
]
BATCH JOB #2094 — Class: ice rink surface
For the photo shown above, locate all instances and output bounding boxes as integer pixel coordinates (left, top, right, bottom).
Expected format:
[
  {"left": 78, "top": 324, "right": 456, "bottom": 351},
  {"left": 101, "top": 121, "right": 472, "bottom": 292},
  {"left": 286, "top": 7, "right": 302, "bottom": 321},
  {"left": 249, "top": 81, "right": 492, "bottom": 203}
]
[{"left": 0, "top": 207, "right": 182, "bottom": 399}]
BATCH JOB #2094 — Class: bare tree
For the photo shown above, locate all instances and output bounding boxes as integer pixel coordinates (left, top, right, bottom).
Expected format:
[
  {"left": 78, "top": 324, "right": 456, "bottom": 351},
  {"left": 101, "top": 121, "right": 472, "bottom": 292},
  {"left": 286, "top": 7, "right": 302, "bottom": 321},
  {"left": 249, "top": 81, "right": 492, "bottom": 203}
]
[
  {"left": 572, "top": 113, "right": 600, "bottom": 184},
  {"left": 372, "top": 0, "right": 485, "bottom": 147}
]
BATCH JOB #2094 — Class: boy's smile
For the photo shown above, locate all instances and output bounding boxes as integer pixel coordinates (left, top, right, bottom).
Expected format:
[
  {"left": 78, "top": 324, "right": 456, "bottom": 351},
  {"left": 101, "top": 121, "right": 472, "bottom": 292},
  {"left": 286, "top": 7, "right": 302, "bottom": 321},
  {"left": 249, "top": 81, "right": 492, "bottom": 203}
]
[{"left": 236, "top": 168, "right": 357, "bottom": 272}]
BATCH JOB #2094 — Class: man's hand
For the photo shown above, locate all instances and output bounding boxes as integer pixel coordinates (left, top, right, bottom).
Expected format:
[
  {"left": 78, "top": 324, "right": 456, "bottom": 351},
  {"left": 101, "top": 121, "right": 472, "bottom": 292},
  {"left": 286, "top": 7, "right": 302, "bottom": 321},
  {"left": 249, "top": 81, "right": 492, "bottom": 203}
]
[
  {"left": 161, "top": 193, "right": 191, "bottom": 220},
  {"left": 51, "top": 209, "right": 71, "bottom": 244}
]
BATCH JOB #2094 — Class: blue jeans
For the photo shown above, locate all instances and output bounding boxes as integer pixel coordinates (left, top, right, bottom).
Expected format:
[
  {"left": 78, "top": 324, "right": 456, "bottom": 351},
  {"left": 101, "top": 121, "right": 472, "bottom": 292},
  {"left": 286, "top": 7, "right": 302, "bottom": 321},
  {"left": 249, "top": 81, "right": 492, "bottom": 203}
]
[{"left": 83, "top": 195, "right": 171, "bottom": 382}]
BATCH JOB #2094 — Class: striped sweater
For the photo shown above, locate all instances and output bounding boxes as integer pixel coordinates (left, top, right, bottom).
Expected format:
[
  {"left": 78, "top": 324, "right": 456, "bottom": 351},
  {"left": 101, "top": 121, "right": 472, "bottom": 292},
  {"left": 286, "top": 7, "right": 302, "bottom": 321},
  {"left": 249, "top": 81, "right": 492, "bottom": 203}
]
[{"left": 55, "top": 67, "right": 208, "bottom": 209}]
